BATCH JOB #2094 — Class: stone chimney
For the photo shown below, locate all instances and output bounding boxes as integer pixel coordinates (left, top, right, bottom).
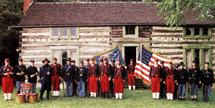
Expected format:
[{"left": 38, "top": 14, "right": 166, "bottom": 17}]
[{"left": 23, "top": 0, "right": 34, "bottom": 15}]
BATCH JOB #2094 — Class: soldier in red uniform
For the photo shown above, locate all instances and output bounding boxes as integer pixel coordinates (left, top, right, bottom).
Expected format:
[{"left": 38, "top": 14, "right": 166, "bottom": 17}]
[
  {"left": 149, "top": 59, "right": 161, "bottom": 100},
  {"left": 0, "top": 58, "right": 15, "bottom": 101},
  {"left": 163, "top": 62, "right": 175, "bottom": 100},
  {"left": 88, "top": 58, "right": 99, "bottom": 98},
  {"left": 113, "top": 58, "right": 126, "bottom": 99},
  {"left": 51, "top": 57, "right": 62, "bottom": 97},
  {"left": 100, "top": 57, "right": 112, "bottom": 98},
  {"left": 127, "top": 59, "right": 135, "bottom": 90}
]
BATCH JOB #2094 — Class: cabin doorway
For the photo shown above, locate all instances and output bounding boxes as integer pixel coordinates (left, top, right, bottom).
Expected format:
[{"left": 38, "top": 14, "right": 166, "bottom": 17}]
[{"left": 124, "top": 46, "right": 136, "bottom": 66}]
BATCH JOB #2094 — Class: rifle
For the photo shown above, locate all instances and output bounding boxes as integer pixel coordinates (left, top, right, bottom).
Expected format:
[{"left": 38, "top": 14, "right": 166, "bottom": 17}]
[{"left": 62, "top": 79, "right": 65, "bottom": 97}]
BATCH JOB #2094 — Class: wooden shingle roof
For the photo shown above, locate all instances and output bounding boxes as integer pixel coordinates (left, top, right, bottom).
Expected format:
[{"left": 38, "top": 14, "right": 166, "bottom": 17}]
[{"left": 18, "top": 2, "right": 215, "bottom": 27}]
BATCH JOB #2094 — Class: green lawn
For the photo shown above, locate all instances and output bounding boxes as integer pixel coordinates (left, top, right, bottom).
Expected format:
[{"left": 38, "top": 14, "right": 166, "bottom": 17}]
[{"left": 0, "top": 87, "right": 214, "bottom": 108}]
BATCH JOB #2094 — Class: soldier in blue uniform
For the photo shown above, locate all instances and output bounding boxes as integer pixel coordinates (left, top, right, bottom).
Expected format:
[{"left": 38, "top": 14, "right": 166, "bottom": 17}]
[
  {"left": 71, "top": 60, "right": 78, "bottom": 96},
  {"left": 200, "top": 62, "right": 214, "bottom": 102},
  {"left": 176, "top": 62, "right": 188, "bottom": 100},
  {"left": 160, "top": 60, "right": 166, "bottom": 99},
  {"left": 77, "top": 60, "right": 87, "bottom": 97},
  {"left": 173, "top": 64, "right": 179, "bottom": 100},
  {"left": 85, "top": 58, "right": 90, "bottom": 97},
  {"left": 62, "top": 58, "right": 76, "bottom": 97},
  {"left": 14, "top": 59, "right": 26, "bottom": 94},
  {"left": 188, "top": 60, "right": 201, "bottom": 100},
  {"left": 39, "top": 58, "right": 54, "bottom": 100},
  {"left": 26, "top": 59, "right": 38, "bottom": 93}
]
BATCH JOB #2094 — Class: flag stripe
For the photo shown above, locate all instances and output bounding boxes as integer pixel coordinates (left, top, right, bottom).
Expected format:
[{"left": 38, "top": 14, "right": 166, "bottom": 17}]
[{"left": 134, "top": 45, "right": 171, "bottom": 84}]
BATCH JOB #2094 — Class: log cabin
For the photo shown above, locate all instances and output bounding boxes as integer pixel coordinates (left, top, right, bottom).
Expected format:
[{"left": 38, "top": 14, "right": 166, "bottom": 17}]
[{"left": 11, "top": 1, "right": 215, "bottom": 88}]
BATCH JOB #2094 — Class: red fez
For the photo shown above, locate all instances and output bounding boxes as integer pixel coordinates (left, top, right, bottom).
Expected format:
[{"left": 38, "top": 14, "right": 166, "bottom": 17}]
[
  {"left": 103, "top": 57, "right": 107, "bottom": 60},
  {"left": 117, "top": 58, "right": 121, "bottom": 61},
  {"left": 90, "top": 57, "right": 94, "bottom": 61},
  {"left": 53, "top": 57, "right": 57, "bottom": 60},
  {"left": 5, "top": 58, "right": 10, "bottom": 62},
  {"left": 130, "top": 59, "right": 133, "bottom": 61}
]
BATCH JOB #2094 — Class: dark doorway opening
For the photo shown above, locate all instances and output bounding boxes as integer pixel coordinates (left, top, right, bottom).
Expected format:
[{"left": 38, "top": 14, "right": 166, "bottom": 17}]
[
  {"left": 125, "top": 47, "right": 136, "bottom": 66},
  {"left": 195, "top": 49, "right": 200, "bottom": 69}
]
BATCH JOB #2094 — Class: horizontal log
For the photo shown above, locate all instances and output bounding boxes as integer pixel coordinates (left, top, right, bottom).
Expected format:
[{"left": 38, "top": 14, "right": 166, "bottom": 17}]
[
  {"left": 151, "top": 43, "right": 182, "bottom": 47},
  {"left": 22, "top": 32, "right": 51, "bottom": 36},
  {"left": 152, "top": 32, "right": 183, "bottom": 36},
  {"left": 152, "top": 26, "right": 183, "bottom": 31},
  {"left": 151, "top": 35, "right": 183, "bottom": 37},
  {"left": 159, "top": 52, "right": 183, "bottom": 55},
  {"left": 20, "top": 28, "right": 50, "bottom": 33},
  {"left": 152, "top": 30, "right": 183, "bottom": 33},
  {"left": 79, "top": 29, "right": 111, "bottom": 33},
  {"left": 152, "top": 48, "right": 183, "bottom": 53},
  {"left": 112, "top": 38, "right": 150, "bottom": 42},
  {"left": 151, "top": 41, "right": 215, "bottom": 44},
  {"left": 150, "top": 46, "right": 183, "bottom": 49},
  {"left": 20, "top": 52, "right": 50, "bottom": 56},
  {"left": 79, "top": 27, "right": 111, "bottom": 30},
  {"left": 22, "top": 55, "right": 50, "bottom": 59},
  {"left": 79, "top": 32, "right": 110, "bottom": 36}
]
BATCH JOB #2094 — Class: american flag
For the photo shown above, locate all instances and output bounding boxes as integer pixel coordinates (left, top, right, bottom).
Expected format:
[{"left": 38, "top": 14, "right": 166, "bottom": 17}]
[{"left": 134, "top": 45, "right": 172, "bottom": 84}]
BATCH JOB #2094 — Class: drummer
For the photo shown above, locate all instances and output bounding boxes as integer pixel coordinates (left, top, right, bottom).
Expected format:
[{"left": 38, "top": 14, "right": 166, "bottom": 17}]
[{"left": 26, "top": 59, "right": 38, "bottom": 93}]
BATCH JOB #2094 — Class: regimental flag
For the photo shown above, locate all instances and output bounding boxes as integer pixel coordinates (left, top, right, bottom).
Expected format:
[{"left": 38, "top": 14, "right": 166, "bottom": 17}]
[
  {"left": 134, "top": 45, "right": 172, "bottom": 84},
  {"left": 94, "top": 46, "right": 125, "bottom": 66}
]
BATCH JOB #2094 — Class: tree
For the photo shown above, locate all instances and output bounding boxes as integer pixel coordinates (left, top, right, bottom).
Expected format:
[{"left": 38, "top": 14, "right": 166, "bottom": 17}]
[
  {"left": 0, "top": 0, "right": 23, "bottom": 66},
  {"left": 143, "top": 0, "right": 215, "bottom": 27}
]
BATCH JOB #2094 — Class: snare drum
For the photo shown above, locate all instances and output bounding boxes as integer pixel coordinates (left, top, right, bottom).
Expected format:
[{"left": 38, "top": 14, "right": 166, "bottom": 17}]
[
  {"left": 20, "top": 83, "right": 33, "bottom": 95},
  {"left": 28, "top": 93, "right": 38, "bottom": 103},
  {"left": 15, "top": 94, "right": 26, "bottom": 104}
]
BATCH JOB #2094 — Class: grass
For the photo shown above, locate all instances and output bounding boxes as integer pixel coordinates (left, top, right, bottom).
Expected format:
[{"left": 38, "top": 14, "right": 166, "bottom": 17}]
[{"left": 0, "top": 87, "right": 214, "bottom": 108}]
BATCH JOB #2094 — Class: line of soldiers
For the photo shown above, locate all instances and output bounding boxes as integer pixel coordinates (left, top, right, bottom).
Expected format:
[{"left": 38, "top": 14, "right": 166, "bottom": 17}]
[
  {"left": 0, "top": 57, "right": 136, "bottom": 101},
  {"left": 149, "top": 59, "right": 214, "bottom": 101}
]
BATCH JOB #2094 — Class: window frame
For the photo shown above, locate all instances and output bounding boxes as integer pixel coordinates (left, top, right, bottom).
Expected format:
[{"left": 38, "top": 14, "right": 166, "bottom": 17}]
[
  {"left": 51, "top": 27, "right": 79, "bottom": 39},
  {"left": 50, "top": 46, "right": 80, "bottom": 66},
  {"left": 123, "top": 26, "right": 139, "bottom": 38},
  {"left": 183, "top": 45, "right": 212, "bottom": 70},
  {"left": 183, "top": 27, "right": 212, "bottom": 39}
]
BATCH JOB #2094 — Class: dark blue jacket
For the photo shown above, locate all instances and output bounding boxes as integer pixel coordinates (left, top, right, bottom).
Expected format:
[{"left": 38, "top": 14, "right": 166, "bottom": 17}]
[
  {"left": 77, "top": 66, "right": 87, "bottom": 82},
  {"left": 39, "top": 65, "right": 54, "bottom": 84},
  {"left": 26, "top": 66, "right": 38, "bottom": 83},
  {"left": 62, "top": 64, "right": 76, "bottom": 82},
  {"left": 176, "top": 68, "right": 188, "bottom": 84},
  {"left": 14, "top": 65, "right": 26, "bottom": 81}
]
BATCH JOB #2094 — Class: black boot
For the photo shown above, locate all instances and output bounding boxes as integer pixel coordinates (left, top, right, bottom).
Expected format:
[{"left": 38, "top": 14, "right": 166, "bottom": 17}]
[
  {"left": 40, "top": 91, "right": 44, "bottom": 100},
  {"left": 47, "top": 91, "right": 50, "bottom": 100},
  {"left": 101, "top": 92, "right": 105, "bottom": 98},
  {"left": 106, "top": 92, "right": 109, "bottom": 99},
  {"left": 17, "top": 91, "right": 20, "bottom": 94}
]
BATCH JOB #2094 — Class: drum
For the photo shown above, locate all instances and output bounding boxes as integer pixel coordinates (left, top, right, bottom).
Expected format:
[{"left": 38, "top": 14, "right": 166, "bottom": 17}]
[
  {"left": 28, "top": 93, "right": 38, "bottom": 103},
  {"left": 20, "top": 83, "right": 33, "bottom": 95},
  {"left": 15, "top": 94, "right": 26, "bottom": 104}
]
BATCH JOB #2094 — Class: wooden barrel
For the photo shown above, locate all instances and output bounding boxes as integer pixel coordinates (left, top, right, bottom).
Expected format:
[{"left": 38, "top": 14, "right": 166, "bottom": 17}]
[
  {"left": 27, "top": 93, "right": 38, "bottom": 103},
  {"left": 15, "top": 94, "right": 26, "bottom": 104}
]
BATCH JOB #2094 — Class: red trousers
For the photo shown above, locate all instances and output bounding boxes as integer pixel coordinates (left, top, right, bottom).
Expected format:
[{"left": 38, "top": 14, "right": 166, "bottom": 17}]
[
  {"left": 151, "top": 77, "right": 160, "bottom": 93},
  {"left": 114, "top": 78, "right": 124, "bottom": 93},
  {"left": 128, "top": 73, "right": 135, "bottom": 86},
  {"left": 52, "top": 74, "right": 60, "bottom": 91},
  {"left": 2, "top": 77, "right": 13, "bottom": 93},
  {"left": 101, "top": 76, "right": 109, "bottom": 93},
  {"left": 89, "top": 76, "right": 98, "bottom": 93},
  {"left": 166, "top": 78, "right": 175, "bottom": 94}
]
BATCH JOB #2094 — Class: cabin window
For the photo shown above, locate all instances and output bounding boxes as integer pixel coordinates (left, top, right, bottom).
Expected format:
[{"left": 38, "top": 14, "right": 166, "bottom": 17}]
[
  {"left": 53, "top": 28, "right": 59, "bottom": 36},
  {"left": 51, "top": 27, "right": 79, "bottom": 39},
  {"left": 50, "top": 46, "right": 80, "bottom": 66},
  {"left": 62, "top": 50, "right": 67, "bottom": 66},
  {"left": 126, "top": 26, "right": 135, "bottom": 35},
  {"left": 62, "top": 28, "right": 68, "bottom": 36},
  {"left": 71, "top": 28, "right": 76, "bottom": 36},
  {"left": 183, "top": 45, "right": 212, "bottom": 70},
  {"left": 183, "top": 27, "right": 212, "bottom": 39},
  {"left": 123, "top": 26, "right": 139, "bottom": 38}
]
